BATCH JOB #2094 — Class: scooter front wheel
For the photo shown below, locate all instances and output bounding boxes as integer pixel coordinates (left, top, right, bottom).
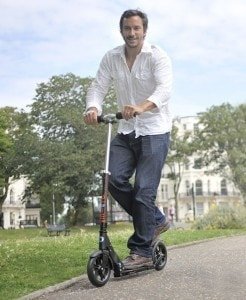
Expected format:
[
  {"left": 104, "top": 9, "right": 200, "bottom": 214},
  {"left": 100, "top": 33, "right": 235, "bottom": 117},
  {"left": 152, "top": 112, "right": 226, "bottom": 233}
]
[
  {"left": 152, "top": 240, "right": 167, "bottom": 271},
  {"left": 87, "top": 252, "right": 111, "bottom": 287}
]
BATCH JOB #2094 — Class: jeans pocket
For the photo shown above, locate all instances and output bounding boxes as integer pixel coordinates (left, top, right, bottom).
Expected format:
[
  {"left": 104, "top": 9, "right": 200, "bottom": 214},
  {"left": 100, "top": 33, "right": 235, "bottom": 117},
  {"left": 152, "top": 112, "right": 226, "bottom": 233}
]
[{"left": 141, "top": 133, "right": 170, "bottom": 156}]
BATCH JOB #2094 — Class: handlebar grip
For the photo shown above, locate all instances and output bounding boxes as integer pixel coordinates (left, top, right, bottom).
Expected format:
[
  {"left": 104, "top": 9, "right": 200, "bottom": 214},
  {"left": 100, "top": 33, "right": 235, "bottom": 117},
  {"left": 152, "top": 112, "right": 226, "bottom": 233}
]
[
  {"left": 97, "top": 115, "right": 104, "bottom": 123},
  {"left": 116, "top": 112, "right": 123, "bottom": 119}
]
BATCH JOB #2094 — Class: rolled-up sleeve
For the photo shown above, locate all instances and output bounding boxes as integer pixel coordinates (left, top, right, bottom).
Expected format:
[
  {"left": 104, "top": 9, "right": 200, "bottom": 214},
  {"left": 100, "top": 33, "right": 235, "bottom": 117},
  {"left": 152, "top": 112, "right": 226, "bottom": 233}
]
[
  {"left": 148, "top": 50, "right": 173, "bottom": 109},
  {"left": 86, "top": 53, "right": 113, "bottom": 113}
]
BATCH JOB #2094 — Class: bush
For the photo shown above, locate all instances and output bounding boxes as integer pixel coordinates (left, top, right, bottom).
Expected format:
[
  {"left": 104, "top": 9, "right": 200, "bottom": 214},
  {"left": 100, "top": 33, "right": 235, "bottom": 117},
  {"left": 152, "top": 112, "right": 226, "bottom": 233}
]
[{"left": 192, "top": 206, "right": 246, "bottom": 230}]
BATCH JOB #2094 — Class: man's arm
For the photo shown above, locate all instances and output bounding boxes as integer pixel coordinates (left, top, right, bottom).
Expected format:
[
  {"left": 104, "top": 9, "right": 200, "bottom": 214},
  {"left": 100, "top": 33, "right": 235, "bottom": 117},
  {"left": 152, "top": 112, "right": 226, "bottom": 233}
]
[
  {"left": 85, "top": 52, "right": 112, "bottom": 124},
  {"left": 147, "top": 49, "right": 173, "bottom": 109}
]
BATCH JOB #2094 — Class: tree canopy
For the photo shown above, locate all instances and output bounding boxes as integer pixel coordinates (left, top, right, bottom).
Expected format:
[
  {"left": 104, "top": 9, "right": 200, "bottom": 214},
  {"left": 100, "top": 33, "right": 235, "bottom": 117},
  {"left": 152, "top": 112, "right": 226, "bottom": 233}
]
[
  {"left": 26, "top": 73, "right": 117, "bottom": 224},
  {"left": 0, "top": 73, "right": 118, "bottom": 224},
  {"left": 0, "top": 107, "right": 30, "bottom": 209},
  {"left": 197, "top": 103, "right": 246, "bottom": 200}
]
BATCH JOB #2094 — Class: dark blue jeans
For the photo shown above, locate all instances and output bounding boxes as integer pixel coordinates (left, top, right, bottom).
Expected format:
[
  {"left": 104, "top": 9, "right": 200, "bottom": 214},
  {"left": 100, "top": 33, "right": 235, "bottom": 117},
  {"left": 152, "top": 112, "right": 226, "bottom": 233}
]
[{"left": 108, "top": 131, "right": 170, "bottom": 257}]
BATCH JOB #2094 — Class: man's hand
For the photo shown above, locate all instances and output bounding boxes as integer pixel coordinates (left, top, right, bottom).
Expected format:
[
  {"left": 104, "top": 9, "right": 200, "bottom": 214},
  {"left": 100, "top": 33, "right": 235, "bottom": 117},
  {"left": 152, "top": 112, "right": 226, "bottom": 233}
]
[
  {"left": 122, "top": 101, "right": 156, "bottom": 120},
  {"left": 122, "top": 105, "right": 139, "bottom": 120},
  {"left": 84, "top": 107, "right": 98, "bottom": 125}
]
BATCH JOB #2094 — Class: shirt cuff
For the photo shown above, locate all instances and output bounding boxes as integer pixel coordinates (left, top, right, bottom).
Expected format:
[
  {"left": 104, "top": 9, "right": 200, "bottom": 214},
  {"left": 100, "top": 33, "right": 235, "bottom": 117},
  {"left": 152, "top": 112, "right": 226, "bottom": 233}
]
[{"left": 85, "top": 103, "right": 102, "bottom": 115}]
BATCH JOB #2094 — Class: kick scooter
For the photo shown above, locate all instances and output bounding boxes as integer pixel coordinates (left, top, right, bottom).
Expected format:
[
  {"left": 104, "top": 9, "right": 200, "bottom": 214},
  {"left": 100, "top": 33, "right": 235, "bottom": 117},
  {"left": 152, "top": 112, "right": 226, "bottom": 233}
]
[{"left": 87, "top": 113, "right": 167, "bottom": 287}]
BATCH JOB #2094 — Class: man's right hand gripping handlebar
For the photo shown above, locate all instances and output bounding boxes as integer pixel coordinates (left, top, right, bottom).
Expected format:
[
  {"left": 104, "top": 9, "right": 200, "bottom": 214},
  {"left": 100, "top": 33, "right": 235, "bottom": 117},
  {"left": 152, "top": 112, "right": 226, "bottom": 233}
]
[
  {"left": 84, "top": 105, "right": 139, "bottom": 125},
  {"left": 84, "top": 108, "right": 123, "bottom": 125},
  {"left": 84, "top": 107, "right": 99, "bottom": 125}
]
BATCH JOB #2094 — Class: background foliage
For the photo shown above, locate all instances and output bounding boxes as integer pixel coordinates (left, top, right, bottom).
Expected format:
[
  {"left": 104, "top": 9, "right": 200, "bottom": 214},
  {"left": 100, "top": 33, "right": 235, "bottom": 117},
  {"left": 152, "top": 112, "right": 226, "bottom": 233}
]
[
  {"left": 0, "top": 73, "right": 117, "bottom": 225},
  {"left": 0, "top": 73, "right": 245, "bottom": 225},
  {"left": 197, "top": 103, "right": 246, "bottom": 201},
  {"left": 193, "top": 206, "right": 246, "bottom": 230}
]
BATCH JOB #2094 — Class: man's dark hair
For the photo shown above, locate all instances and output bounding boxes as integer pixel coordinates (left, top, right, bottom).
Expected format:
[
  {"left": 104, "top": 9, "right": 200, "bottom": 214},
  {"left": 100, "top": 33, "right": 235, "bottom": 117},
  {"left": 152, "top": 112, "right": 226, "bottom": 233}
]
[{"left": 119, "top": 9, "right": 148, "bottom": 32}]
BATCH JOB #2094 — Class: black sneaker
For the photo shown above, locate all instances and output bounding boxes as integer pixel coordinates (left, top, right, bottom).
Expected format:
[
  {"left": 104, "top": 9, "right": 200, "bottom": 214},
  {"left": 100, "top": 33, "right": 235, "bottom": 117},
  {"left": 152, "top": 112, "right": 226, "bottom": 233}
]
[
  {"left": 122, "top": 254, "right": 152, "bottom": 269},
  {"left": 153, "top": 220, "right": 170, "bottom": 241}
]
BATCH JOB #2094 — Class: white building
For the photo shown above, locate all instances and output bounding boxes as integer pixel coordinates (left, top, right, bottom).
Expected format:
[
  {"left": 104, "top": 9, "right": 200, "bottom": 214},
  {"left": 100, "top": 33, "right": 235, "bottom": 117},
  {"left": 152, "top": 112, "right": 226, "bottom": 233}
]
[
  {"left": 1, "top": 176, "right": 41, "bottom": 229},
  {"left": 156, "top": 116, "right": 243, "bottom": 222}
]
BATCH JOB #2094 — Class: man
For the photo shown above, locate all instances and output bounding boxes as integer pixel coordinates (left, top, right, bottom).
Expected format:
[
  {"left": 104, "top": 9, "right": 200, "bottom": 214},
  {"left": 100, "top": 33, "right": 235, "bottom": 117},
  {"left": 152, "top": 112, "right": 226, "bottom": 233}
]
[{"left": 84, "top": 9, "right": 172, "bottom": 269}]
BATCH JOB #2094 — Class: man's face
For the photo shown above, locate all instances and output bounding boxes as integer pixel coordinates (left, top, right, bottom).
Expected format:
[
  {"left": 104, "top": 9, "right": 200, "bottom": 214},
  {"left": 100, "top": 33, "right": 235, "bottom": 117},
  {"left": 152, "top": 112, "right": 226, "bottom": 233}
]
[{"left": 121, "top": 16, "right": 146, "bottom": 49}]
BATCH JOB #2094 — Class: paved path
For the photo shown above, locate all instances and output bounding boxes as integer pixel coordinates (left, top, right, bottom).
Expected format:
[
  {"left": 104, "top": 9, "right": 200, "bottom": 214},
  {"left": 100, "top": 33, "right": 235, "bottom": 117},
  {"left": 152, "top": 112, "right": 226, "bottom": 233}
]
[{"left": 31, "top": 235, "right": 246, "bottom": 300}]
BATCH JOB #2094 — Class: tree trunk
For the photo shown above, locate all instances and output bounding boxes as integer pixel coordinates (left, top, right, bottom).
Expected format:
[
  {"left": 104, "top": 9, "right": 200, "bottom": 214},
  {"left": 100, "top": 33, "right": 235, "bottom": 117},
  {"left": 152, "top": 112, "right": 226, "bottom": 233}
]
[{"left": 174, "top": 193, "right": 179, "bottom": 222}]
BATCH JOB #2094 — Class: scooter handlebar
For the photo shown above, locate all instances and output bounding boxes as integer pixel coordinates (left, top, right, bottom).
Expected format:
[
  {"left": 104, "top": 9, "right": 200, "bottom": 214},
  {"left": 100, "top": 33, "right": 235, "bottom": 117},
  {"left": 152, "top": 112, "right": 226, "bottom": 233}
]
[{"left": 97, "top": 112, "right": 123, "bottom": 124}]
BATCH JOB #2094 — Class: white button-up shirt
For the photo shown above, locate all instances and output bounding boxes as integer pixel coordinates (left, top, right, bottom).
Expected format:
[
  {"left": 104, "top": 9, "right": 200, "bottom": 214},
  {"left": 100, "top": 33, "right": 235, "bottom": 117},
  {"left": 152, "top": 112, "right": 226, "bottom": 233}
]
[{"left": 86, "top": 42, "right": 173, "bottom": 137}]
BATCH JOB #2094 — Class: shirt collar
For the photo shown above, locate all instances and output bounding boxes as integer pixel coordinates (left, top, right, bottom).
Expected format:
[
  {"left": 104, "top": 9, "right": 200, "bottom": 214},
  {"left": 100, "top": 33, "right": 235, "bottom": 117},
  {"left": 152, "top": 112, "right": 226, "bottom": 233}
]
[
  {"left": 112, "top": 41, "right": 153, "bottom": 58},
  {"left": 141, "top": 42, "right": 153, "bottom": 53}
]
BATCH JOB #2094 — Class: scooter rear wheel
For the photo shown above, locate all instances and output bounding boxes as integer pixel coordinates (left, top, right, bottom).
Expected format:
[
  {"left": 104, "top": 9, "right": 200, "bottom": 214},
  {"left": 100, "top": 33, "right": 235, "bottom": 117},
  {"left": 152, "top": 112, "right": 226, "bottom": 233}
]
[
  {"left": 87, "top": 252, "right": 111, "bottom": 287},
  {"left": 152, "top": 240, "right": 167, "bottom": 271}
]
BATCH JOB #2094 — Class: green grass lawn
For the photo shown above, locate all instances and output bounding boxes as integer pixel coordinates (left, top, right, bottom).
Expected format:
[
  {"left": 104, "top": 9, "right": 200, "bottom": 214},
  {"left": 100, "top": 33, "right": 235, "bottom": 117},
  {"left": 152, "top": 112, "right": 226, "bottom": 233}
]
[{"left": 0, "top": 224, "right": 245, "bottom": 300}]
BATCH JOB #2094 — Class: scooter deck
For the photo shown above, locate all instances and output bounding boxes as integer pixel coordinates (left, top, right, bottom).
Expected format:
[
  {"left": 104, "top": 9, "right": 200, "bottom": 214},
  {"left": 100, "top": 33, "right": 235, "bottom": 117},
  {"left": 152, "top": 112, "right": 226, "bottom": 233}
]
[{"left": 117, "top": 264, "right": 155, "bottom": 277}]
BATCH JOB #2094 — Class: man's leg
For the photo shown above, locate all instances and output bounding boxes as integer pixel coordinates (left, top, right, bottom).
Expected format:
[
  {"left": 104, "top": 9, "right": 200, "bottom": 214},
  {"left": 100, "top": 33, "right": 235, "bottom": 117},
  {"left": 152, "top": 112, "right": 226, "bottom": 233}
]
[
  {"left": 108, "top": 133, "right": 166, "bottom": 222},
  {"left": 108, "top": 133, "right": 136, "bottom": 215},
  {"left": 127, "top": 133, "right": 170, "bottom": 258}
]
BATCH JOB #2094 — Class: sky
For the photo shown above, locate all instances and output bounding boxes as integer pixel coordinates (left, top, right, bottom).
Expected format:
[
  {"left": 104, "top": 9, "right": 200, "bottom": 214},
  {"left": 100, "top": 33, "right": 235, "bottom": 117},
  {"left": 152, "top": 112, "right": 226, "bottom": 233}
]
[{"left": 0, "top": 0, "right": 245, "bottom": 117}]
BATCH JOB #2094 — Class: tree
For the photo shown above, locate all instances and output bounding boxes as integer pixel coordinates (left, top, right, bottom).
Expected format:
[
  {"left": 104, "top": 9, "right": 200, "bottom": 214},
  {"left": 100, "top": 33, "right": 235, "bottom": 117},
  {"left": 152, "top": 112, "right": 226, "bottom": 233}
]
[
  {"left": 0, "top": 107, "right": 30, "bottom": 212},
  {"left": 165, "top": 121, "right": 195, "bottom": 221},
  {"left": 0, "top": 109, "right": 12, "bottom": 157},
  {"left": 24, "top": 73, "right": 117, "bottom": 224},
  {"left": 0, "top": 108, "right": 13, "bottom": 218},
  {"left": 196, "top": 103, "right": 246, "bottom": 202}
]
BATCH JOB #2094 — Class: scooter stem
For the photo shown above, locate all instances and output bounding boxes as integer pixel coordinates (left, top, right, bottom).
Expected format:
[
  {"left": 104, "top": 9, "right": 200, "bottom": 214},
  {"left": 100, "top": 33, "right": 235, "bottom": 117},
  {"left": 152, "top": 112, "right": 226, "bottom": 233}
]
[
  {"left": 105, "top": 123, "right": 112, "bottom": 173},
  {"left": 99, "top": 122, "right": 112, "bottom": 246}
]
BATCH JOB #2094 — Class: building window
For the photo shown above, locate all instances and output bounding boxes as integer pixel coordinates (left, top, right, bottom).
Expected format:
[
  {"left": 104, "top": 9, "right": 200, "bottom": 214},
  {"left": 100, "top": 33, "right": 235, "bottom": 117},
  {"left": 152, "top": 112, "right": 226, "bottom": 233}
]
[
  {"left": 193, "top": 123, "right": 199, "bottom": 134},
  {"left": 207, "top": 180, "right": 211, "bottom": 195},
  {"left": 161, "top": 185, "right": 165, "bottom": 199},
  {"left": 196, "top": 202, "right": 204, "bottom": 215},
  {"left": 10, "top": 189, "right": 14, "bottom": 204},
  {"left": 185, "top": 180, "right": 190, "bottom": 196},
  {"left": 10, "top": 212, "right": 15, "bottom": 225},
  {"left": 26, "top": 215, "right": 37, "bottom": 221},
  {"left": 161, "top": 184, "right": 168, "bottom": 200},
  {"left": 187, "top": 203, "right": 192, "bottom": 211},
  {"left": 195, "top": 180, "right": 203, "bottom": 196},
  {"left": 194, "top": 158, "right": 202, "bottom": 169},
  {"left": 221, "top": 179, "right": 228, "bottom": 195}
]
